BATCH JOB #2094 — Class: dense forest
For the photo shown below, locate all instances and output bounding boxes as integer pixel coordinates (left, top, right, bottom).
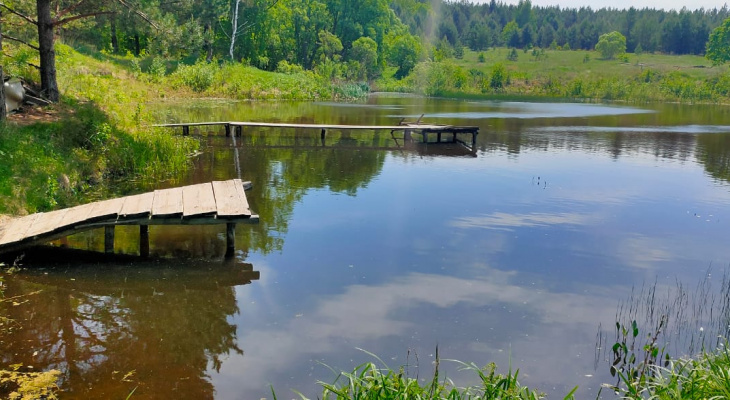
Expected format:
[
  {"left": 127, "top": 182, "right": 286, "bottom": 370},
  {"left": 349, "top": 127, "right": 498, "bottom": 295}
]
[{"left": 2, "top": 0, "right": 729, "bottom": 86}]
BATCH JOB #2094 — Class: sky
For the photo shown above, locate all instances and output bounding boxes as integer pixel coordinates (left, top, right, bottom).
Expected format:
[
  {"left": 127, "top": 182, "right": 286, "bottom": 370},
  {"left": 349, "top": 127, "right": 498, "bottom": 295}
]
[{"left": 472, "top": 0, "right": 728, "bottom": 11}]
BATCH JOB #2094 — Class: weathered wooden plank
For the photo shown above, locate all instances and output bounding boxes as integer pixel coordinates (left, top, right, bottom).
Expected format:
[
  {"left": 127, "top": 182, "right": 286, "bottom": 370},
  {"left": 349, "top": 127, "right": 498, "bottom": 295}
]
[
  {"left": 0, "top": 214, "right": 41, "bottom": 245},
  {"left": 232, "top": 179, "right": 251, "bottom": 215},
  {"left": 213, "top": 180, "right": 250, "bottom": 217},
  {"left": 86, "top": 197, "right": 125, "bottom": 221},
  {"left": 182, "top": 183, "right": 217, "bottom": 218},
  {"left": 152, "top": 187, "right": 184, "bottom": 217},
  {"left": 119, "top": 192, "right": 154, "bottom": 219},
  {"left": 57, "top": 203, "right": 97, "bottom": 229},
  {"left": 24, "top": 208, "right": 69, "bottom": 238}
]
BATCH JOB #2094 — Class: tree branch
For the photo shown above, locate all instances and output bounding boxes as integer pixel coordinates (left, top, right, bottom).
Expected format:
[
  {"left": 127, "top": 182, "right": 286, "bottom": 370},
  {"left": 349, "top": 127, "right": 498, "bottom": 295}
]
[
  {"left": 3, "top": 34, "right": 39, "bottom": 51},
  {"left": 0, "top": 3, "right": 37, "bottom": 25},
  {"left": 54, "top": 11, "right": 116, "bottom": 27},
  {"left": 115, "top": 0, "right": 160, "bottom": 30},
  {"left": 56, "top": 0, "right": 89, "bottom": 19}
]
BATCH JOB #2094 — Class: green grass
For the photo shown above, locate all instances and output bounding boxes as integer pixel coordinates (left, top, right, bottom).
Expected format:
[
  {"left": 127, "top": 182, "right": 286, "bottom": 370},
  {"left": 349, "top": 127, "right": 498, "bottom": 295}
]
[
  {"left": 0, "top": 43, "right": 199, "bottom": 214},
  {"left": 275, "top": 349, "right": 560, "bottom": 400},
  {"left": 376, "top": 48, "right": 730, "bottom": 103}
]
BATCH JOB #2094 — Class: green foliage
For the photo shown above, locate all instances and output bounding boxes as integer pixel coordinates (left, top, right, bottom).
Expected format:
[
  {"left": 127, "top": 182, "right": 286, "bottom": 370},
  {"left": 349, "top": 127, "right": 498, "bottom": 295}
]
[
  {"left": 294, "top": 350, "right": 550, "bottom": 400},
  {"left": 350, "top": 37, "right": 379, "bottom": 80},
  {"left": 276, "top": 60, "right": 305, "bottom": 75},
  {"left": 490, "top": 62, "right": 508, "bottom": 90},
  {"left": 170, "top": 61, "right": 217, "bottom": 92},
  {"left": 595, "top": 31, "right": 627, "bottom": 60},
  {"left": 706, "top": 17, "right": 730, "bottom": 65},
  {"left": 317, "top": 30, "right": 344, "bottom": 63},
  {"left": 507, "top": 48, "right": 519, "bottom": 61},
  {"left": 385, "top": 31, "right": 422, "bottom": 79},
  {"left": 478, "top": 52, "right": 486, "bottom": 63},
  {"left": 148, "top": 57, "right": 168, "bottom": 81}
]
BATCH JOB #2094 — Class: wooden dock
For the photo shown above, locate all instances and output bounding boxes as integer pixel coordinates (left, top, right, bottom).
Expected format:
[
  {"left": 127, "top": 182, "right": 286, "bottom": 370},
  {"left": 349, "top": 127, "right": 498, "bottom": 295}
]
[
  {"left": 0, "top": 179, "right": 258, "bottom": 257},
  {"left": 153, "top": 120, "right": 480, "bottom": 149}
]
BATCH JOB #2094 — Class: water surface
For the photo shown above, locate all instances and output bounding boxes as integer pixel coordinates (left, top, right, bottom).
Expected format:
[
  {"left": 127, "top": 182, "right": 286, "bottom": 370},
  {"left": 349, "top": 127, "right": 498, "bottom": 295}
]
[{"left": 3, "top": 97, "right": 730, "bottom": 399}]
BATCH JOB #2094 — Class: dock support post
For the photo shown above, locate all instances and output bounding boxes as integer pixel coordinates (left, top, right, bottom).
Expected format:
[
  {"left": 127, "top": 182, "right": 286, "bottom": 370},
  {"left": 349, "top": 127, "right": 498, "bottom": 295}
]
[
  {"left": 182, "top": 126, "right": 190, "bottom": 136},
  {"left": 140, "top": 225, "right": 149, "bottom": 258},
  {"left": 404, "top": 129, "right": 412, "bottom": 142},
  {"left": 471, "top": 131, "right": 477, "bottom": 148},
  {"left": 452, "top": 132, "right": 457, "bottom": 143},
  {"left": 225, "top": 124, "right": 231, "bottom": 137},
  {"left": 437, "top": 132, "right": 442, "bottom": 143},
  {"left": 235, "top": 126, "right": 242, "bottom": 137},
  {"left": 422, "top": 132, "right": 428, "bottom": 143},
  {"left": 104, "top": 226, "right": 115, "bottom": 254},
  {"left": 321, "top": 129, "right": 326, "bottom": 140},
  {"left": 225, "top": 223, "right": 236, "bottom": 258}
]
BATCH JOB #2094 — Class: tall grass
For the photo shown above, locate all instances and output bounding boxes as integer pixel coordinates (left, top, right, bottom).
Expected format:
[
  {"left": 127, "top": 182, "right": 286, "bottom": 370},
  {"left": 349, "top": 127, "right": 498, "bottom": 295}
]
[{"left": 275, "top": 349, "right": 571, "bottom": 400}]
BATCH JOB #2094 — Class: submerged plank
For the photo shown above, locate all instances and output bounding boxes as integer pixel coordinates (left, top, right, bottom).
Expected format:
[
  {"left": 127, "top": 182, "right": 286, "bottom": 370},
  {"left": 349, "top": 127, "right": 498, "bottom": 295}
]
[
  {"left": 152, "top": 187, "right": 184, "bottom": 217},
  {"left": 0, "top": 214, "right": 41, "bottom": 245},
  {"left": 119, "top": 192, "right": 154, "bottom": 219},
  {"left": 213, "top": 180, "right": 250, "bottom": 217},
  {"left": 182, "top": 183, "right": 217, "bottom": 218}
]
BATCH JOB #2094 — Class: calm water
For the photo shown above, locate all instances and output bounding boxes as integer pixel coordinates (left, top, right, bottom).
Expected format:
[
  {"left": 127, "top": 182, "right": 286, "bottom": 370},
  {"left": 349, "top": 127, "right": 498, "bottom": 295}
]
[{"left": 3, "top": 96, "right": 730, "bottom": 399}]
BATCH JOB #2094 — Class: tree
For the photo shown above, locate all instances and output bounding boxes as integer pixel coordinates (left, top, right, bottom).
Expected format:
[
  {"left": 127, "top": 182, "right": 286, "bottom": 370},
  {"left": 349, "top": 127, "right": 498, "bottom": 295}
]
[
  {"left": 350, "top": 36, "right": 378, "bottom": 79},
  {"left": 385, "top": 30, "right": 420, "bottom": 79},
  {"left": 707, "top": 17, "right": 730, "bottom": 65},
  {"left": 1, "top": 0, "right": 154, "bottom": 102},
  {"left": 595, "top": 31, "right": 626, "bottom": 60}
]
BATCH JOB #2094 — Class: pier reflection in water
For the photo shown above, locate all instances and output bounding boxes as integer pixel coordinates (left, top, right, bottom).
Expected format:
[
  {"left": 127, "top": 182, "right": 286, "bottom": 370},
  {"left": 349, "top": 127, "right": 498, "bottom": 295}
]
[{"left": 0, "top": 248, "right": 258, "bottom": 399}]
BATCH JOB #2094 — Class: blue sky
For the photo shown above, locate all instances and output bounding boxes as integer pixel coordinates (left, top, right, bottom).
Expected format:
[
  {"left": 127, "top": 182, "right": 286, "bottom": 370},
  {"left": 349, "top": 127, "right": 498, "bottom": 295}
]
[{"left": 473, "top": 0, "right": 727, "bottom": 11}]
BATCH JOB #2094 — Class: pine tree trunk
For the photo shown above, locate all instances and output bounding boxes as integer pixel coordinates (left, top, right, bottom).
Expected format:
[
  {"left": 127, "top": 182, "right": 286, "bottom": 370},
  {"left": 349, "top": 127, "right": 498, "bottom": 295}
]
[{"left": 37, "top": 0, "right": 59, "bottom": 102}]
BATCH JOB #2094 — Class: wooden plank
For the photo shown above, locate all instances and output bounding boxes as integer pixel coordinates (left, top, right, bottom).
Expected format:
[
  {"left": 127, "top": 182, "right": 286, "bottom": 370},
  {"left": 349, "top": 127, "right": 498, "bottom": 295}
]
[
  {"left": 57, "top": 203, "right": 97, "bottom": 229},
  {"left": 182, "top": 183, "right": 217, "bottom": 218},
  {"left": 86, "top": 197, "right": 125, "bottom": 221},
  {"left": 151, "top": 187, "right": 184, "bottom": 217},
  {"left": 119, "top": 192, "right": 154, "bottom": 219},
  {"left": 0, "top": 214, "right": 41, "bottom": 245},
  {"left": 213, "top": 180, "right": 250, "bottom": 218},
  {"left": 232, "top": 179, "right": 251, "bottom": 215},
  {"left": 24, "top": 208, "right": 69, "bottom": 238}
]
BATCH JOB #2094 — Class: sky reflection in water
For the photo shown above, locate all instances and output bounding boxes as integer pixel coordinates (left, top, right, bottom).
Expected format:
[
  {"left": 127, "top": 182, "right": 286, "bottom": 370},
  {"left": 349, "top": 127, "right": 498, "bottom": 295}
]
[{"left": 5, "top": 98, "right": 730, "bottom": 399}]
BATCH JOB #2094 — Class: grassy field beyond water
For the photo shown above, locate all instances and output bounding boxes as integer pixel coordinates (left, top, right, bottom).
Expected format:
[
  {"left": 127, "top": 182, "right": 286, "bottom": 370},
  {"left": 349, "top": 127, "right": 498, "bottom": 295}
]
[{"left": 377, "top": 48, "right": 730, "bottom": 103}]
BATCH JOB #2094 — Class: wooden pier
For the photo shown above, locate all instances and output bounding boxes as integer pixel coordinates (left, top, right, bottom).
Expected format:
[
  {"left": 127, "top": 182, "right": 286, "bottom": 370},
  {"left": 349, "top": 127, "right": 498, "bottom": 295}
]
[
  {"left": 0, "top": 179, "right": 258, "bottom": 257},
  {"left": 153, "top": 120, "right": 480, "bottom": 149}
]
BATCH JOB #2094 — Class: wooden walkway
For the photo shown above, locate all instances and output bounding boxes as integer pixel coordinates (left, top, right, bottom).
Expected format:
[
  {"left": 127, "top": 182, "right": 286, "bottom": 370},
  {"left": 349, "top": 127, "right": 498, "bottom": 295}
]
[
  {"left": 0, "top": 179, "right": 258, "bottom": 257},
  {"left": 153, "top": 120, "right": 480, "bottom": 149}
]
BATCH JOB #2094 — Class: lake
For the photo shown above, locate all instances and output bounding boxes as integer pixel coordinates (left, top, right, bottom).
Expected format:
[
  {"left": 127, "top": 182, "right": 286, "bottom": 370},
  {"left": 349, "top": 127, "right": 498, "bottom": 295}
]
[{"left": 3, "top": 96, "right": 730, "bottom": 399}]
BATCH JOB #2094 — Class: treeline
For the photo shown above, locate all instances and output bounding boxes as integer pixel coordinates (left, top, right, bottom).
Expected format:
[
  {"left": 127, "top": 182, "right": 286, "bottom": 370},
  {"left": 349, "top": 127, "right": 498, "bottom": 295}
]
[
  {"left": 0, "top": 0, "right": 728, "bottom": 96},
  {"left": 2, "top": 0, "right": 422, "bottom": 82},
  {"left": 411, "top": 0, "right": 730, "bottom": 55}
]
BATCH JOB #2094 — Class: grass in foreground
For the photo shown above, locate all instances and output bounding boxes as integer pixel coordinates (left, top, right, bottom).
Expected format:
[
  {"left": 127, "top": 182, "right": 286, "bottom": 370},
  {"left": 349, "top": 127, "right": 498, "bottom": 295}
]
[{"left": 275, "top": 349, "right": 572, "bottom": 400}]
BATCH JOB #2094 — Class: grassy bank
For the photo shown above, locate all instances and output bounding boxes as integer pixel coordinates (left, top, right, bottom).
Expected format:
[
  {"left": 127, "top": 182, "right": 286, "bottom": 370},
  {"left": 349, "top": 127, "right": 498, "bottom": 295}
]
[{"left": 376, "top": 48, "right": 730, "bottom": 103}]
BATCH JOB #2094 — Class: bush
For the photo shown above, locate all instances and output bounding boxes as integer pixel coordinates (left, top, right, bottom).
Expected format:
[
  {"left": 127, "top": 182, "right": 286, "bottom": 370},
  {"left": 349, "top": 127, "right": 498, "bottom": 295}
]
[
  {"left": 171, "top": 61, "right": 216, "bottom": 92},
  {"left": 490, "top": 62, "right": 508, "bottom": 89}
]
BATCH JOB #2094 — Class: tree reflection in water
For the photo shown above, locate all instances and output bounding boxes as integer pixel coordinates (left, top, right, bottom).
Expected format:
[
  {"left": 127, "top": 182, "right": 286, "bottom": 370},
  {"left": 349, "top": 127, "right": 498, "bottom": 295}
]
[{"left": 0, "top": 248, "right": 258, "bottom": 399}]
